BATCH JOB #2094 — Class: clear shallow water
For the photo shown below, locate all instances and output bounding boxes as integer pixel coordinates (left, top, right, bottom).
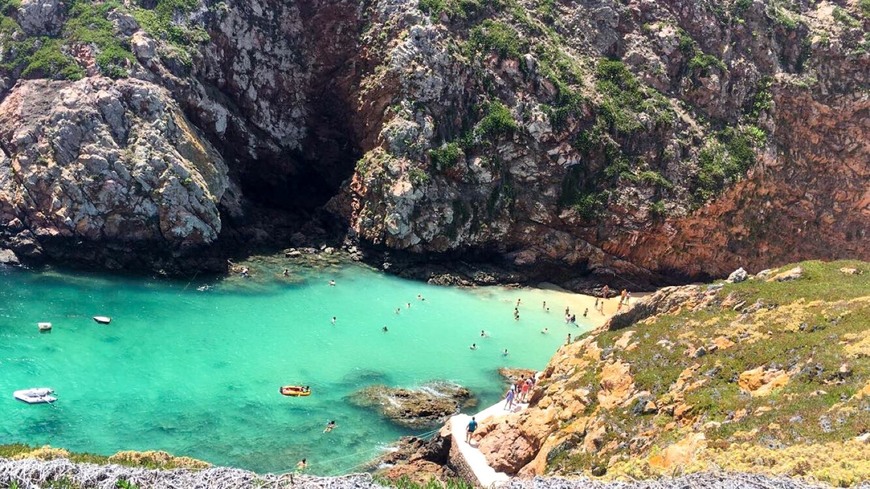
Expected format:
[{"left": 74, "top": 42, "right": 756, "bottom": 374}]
[{"left": 0, "top": 262, "right": 592, "bottom": 475}]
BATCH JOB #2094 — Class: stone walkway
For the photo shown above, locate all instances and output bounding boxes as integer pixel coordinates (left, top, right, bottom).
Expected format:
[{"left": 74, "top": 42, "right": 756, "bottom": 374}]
[{"left": 449, "top": 397, "right": 530, "bottom": 488}]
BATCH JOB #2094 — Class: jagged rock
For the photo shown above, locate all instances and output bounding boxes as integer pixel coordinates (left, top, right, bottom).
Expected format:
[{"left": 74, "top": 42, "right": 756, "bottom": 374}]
[
  {"left": 0, "top": 248, "right": 19, "bottom": 265},
  {"left": 349, "top": 381, "right": 475, "bottom": 429},
  {"left": 0, "top": 78, "right": 228, "bottom": 268},
  {"left": 16, "top": 0, "right": 63, "bottom": 36},
  {"left": 840, "top": 267, "right": 861, "bottom": 275},
  {"left": 768, "top": 266, "right": 804, "bottom": 282},
  {"left": 738, "top": 367, "right": 790, "bottom": 397},
  {"left": 499, "top": 368, "right": 538, "bottom": 385},
  {"left": 727, "top": 267, "right": 748, "bottom": 283}
]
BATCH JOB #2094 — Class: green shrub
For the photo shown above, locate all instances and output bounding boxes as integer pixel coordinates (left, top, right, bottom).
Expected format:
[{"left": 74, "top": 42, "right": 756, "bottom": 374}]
[
  {"left": 688, "top": 53, "right": 726, "bottom": 75},
  {"left": 692, "top": 127, "right": 758, "bottom": 205},
  {"left": 637, "top": 170, "right": 673, "bottom": 189},
  {"left": 131, "top": 0, "right": 208, "bottom": 47},
  {"left": 469, "top": 19, "right": 526, "bottom": 59},
  {"left": 429, "top": 142, "right": 463, "bottom": 171},
  {"left": 65, "top": 0, "right": 134, "bottom": 77},
  {"left": 408, "top": 167, "right": 431, "bottom": 186},
  {"left": 861, "top": 0, "right": 870, "bottom": 16},
  {"left": 21, "top": 38, "right": 84, "bottom": 80},
  {"left": 832, "top": 6, "right": 860, "bottom": 27},
  {"left": 476, "top": 100, "right": 517, "bottom": 139}
]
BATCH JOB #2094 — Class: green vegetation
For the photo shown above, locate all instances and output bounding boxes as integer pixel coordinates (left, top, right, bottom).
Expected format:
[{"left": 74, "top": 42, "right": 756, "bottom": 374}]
[
  {"left": 378, "top": 476, "right": 475, "bottom": 489},
  {"left": 832, "top": 6, "right": 861, "bottom": 28},
  {"left": 595, "top": 59, "right": 673, "bottom": 134},
  {"left": 468, "top": 19, "right": 526, "bottom": 59},
  {"left": 688, "top": 53, "right": 726, "bottom": 76},
  {"left": 748, "top": 76, "right": 773, "bottom": 120},
  {"left": 418, "top": 0, "right": 482, "bottom": 19},
  {"left": 429, "top": 142, "right": 463, "bottom": 172},
  {"left": 554, "top": 260, "right": 869, "bottom": 485},
  {"left": 65, "top": 0, "right": 134, "bottom": 78},
  {"left": 20, "top": 38, "right": 84, "bottom": 80},
  {"left": 692, "top": 127, "right": 759, "bottom": 205},
  {"left": 475, "top": 100, "right": 517, "bottom": 139},
  {"left": 408, "top": 167, "right": 431, "bottom": 186},
  {"left": 131, "top": 0, "right": 209, "bottom": 47},
  {"left": 861, "top": 0, "right": 870, "bottom": 17}
]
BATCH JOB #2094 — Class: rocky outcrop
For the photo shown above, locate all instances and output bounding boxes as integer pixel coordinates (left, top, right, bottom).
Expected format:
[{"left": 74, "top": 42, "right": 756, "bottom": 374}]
[
  {"left": 350, "top": 381, "right": 476, "bottom": 429},
  {"left": 465, "top": 261, "right": 870, "bottom": 486},
  {"left": 0, "top": 1, "right": 866, "bottom": 282},
  {"left": 0, "top": 77, "right": 228, "bottom": 271}
]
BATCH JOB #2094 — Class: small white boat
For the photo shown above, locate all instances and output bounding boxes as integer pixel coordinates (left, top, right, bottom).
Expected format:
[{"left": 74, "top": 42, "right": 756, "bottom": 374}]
[
  {"left": 37, "top": 322, "right": 52, "bottom": 332},
  {"left": 93, "top": 316, "right": 111, "bottom": 324},
  {"left": 14, "top": 388, "right": 56, "bottom": 404}
]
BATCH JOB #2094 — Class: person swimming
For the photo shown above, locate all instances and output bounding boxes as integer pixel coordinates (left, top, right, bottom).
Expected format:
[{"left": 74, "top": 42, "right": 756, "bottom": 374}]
[
  {"left": 502, "top": 349, "right": 509, "bottom": 356},
  {"left": 324, "top": 420, "right": 337, "bottom": 433},
  {"left": 470, "top": 343, "right": 477, "bottom": 350},
  {"left": 331, "top": 316, "right": 336, "bottom": 325},
  {"left": 406, "top": 302, "right": 411, "bottom": 309},
  {"left": 328, "top": 279, "right": 335, "bottom": 286},
  {"left": 480, "top": 330, "right": 488, "bottom": 337},
  {"left": 541, "top": 328, "right": 548, "bottom": 334},
  {"left": 395, "top": 308, "right": 401, "bottom": 315},
  {"left": 382, "top": 326, "right": 388, "bottom": 332},
  {"left": 283, "top": 268, "right": 290, "bottom": 277}
]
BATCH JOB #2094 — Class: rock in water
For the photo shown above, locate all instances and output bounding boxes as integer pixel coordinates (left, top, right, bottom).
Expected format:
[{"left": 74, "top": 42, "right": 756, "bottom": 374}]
[
  {"left": 0, "top": 249, "right": 19, "bottom": 265},
  {"left": 727, "top": 267, "right": 748, "bottom": 283},
  {"left": 350, "top": 381, "right": 475, "bottom": 429}
]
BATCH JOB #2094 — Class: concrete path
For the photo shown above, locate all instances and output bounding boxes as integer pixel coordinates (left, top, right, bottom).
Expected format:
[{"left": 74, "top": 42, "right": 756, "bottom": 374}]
[{"left": 449, "top": 397, "right": 530, "bottom": 488}]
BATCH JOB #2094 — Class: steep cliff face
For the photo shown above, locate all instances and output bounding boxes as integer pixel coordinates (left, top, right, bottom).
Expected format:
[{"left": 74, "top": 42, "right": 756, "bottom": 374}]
[
  {"left": 0, "top": 0, "right": 866, "bottom": 279},
  {"left": 470, "top": 261, "right": 869, "bottom": 486},
  {"left": 331, "top": 0, "right": 869, "bottom": 284}
]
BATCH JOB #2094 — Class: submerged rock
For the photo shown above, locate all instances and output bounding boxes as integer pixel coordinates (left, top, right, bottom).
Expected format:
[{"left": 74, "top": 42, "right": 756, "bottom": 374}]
[{"left": 350, "top": 381, "right": 476, "bottom": 429}]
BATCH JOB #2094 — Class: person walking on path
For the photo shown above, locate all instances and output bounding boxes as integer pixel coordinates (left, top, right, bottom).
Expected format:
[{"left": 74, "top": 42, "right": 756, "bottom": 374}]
[
  {"left": 520, "top": 377, "right": 530, "bottom": 402},
  {"left": 466, "top": 416, "right": 478, "bottom": 443},
  {"left": 504, "top": 386, "right": 516, "bottom": 410}
]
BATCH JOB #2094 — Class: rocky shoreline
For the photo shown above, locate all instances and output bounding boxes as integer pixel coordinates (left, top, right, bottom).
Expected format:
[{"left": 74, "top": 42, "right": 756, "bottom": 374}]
[{"left": 0, "top": 457, "right": 847, "bottom": 489}]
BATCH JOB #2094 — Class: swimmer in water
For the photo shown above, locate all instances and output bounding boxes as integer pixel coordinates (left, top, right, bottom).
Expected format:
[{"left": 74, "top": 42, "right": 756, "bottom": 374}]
[
  {"left": 470, "top": 343, "right": 478, "bottom": 350},
  {"left": 395, "top": 308, "right": 400, "bottom": 315},
  {"left": 417, "top": 294, "right": 422, "bottom": 300},
  {"left": 502, "top": 349, "right": 509, "bottom": 356},
  {"left": 283, "top": 268, "right": 290, "bottom": 277},
  {"left": 331, "top": 316, "right": 336, "bottom": 325},
  {"left": 406, "top": 302, "right": 411, "bottom": 309},
  {"left": 324, "top": 420, "right": 337, "bottom": 433},
  {"left": 382, "top": 326, "right": 388, "bottom": 332},
  {"left": 541, "top": 328, "right": 548, "bottom": 334},
  {"left": 329, "top": 279, "right": 336, "bottom": 286},
  {"left": 480, "top": 330, "right": 488, "bottom": 337}
]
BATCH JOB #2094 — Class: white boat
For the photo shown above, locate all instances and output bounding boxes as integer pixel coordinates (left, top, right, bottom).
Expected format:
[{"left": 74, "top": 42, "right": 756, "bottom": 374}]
[
  {"left": 37, "top": 322, "right": 52, "bottom": 332},
  {"left": 14, "top": 388, "right": 56, "bottom": 404},
  {"left": 93, "top": 316, "right": 111, "bottom": 324}
]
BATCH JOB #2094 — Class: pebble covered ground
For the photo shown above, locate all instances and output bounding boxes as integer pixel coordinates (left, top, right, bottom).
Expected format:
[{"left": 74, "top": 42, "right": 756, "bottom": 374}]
[{"left": 3, "top": 458, "right": 865, "bottom": 489}]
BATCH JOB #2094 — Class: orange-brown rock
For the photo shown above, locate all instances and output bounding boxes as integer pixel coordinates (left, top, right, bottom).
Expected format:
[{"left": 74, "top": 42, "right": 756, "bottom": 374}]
[
  {"left": 738, "top": 367, "right": 790, "bottom": 397},
  {"left": 597, "top": 360, "right": 635, "bottom": 409},
  {"left": 648, "top": 433, "right": 707, "bottom": 470}
]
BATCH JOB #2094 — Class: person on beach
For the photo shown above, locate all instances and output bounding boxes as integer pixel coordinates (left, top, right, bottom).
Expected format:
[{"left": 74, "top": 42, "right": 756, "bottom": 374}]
[
  {"left": 331, "top": 316, "right": 336, "bottom": 325},
  {"left": 602, "top": 285, "right": 610, "bottom": 298},
  {"left": 564, "top": 313, "right": 571, "bottom": 324},
  {"left": 329, "top": 279, "right": 335, "bottom": 286},
  {"left": 516, "top": 298, "right": 522, "bottom": 307},
  {"left": 570, "top": 314, "right": 576, "bottom": 324},
  {"left": 470, "top": 343, "right": 478, "bottom": 350},
  {"left": 542, "top": 300, "right": 546, "bottom": 310},
  {"left": 594, "top": 297, "right": 599, "bottom": 308},
  {"left": 626, "top": 291, "right": 632, "bottom": 303},
  {"left": 504, "top": 387, "right": 515, "bottom": 410},
  {"left": 566, "top": 333, "right": 572, "bottom": 344},
  {"left": 520, "top": 378, "right": 530, "bottom": 402},
  {"left": 466, "top": 416, "right": 478, "bottom": 443},
  {"left": 541, "top": 327, "right": 548, "bottom": 334},
  {"left": 583, "top": 308, "right": 588, "bottom": 318},
  {"left": 324, "top": 420, "right": 337, "bottom": 433},
  {"left": 565, "top": 306, "right": 570, "bottom": 316}
]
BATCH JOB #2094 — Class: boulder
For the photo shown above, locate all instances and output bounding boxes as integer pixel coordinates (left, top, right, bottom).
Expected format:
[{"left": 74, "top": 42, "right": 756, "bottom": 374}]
[
  {"left": 767, "top": 266, "right": 804, "bottom": 282},
  {"left": 727, "top": 267, "right": 748, "bottom": 283},
  {"left": 16, "top": 0, "right": 63, "bottom": 35},
  {"left": 0, "top": 248, "right": 19, "bottom": 265},
  {"left": 839, "top": 267, "right": 861, "bottom": 275},
  {"left": 350, "top": 381, "right": 475, "bottom": 429},
  {"left": 499, "top": 367, "right": 537, "bottom": 385}
]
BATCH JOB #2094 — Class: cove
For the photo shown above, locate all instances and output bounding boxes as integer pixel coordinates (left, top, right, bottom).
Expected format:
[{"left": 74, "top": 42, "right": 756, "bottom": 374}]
[{"left": 0, "top": 261, "right": 596, "bottom": 475}]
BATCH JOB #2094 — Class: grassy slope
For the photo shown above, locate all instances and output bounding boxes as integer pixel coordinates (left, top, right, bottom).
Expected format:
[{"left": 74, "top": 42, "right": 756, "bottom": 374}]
[{"left": 548, "top": 260, "right": 869, "bottom": 486}]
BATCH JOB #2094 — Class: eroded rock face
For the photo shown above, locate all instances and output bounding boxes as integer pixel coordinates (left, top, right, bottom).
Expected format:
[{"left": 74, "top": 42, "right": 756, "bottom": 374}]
[
  {"left": 0, "top": 78, "right": 228, "bottom": 269},
  {"left": 349, "top": 381, "right": 475, "bottom": 429}
]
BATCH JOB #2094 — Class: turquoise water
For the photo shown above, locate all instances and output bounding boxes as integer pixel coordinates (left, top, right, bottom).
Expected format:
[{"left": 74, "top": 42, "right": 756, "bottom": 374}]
[{"left": 0, "top": 262, "right": 592, "bottom": 475}]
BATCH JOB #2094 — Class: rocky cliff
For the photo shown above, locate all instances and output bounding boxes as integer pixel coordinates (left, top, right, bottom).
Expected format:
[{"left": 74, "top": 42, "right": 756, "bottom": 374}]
[
  {"left": 463, "top": 261, "right": 869, "bottom": 487},
  {"left": 0, "top": 0, "right": 866, "bottom": 281}
]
